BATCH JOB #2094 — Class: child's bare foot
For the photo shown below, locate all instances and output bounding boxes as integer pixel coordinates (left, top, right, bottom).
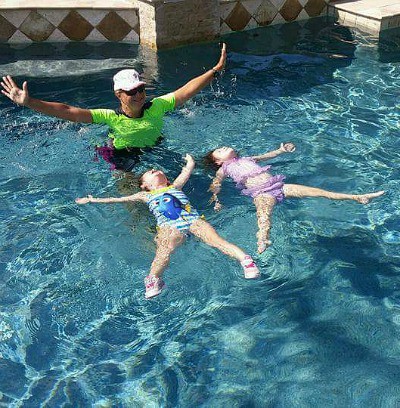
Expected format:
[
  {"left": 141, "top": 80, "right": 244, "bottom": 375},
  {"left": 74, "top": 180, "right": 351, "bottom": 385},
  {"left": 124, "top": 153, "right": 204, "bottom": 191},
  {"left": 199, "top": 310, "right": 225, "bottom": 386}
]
[
  {"left": 355, "top": 190, "right": 385, "bottom": 204},
  {"left": 257, "top": 238, "right": 272, "bottom": 254}
]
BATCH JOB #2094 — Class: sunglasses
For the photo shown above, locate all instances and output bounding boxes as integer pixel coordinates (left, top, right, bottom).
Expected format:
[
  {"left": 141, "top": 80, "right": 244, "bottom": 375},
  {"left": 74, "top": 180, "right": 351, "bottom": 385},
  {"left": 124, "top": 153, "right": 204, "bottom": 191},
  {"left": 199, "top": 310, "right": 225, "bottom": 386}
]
[{"left": 124, "top": 85, "right": 145, "bottom": 96}]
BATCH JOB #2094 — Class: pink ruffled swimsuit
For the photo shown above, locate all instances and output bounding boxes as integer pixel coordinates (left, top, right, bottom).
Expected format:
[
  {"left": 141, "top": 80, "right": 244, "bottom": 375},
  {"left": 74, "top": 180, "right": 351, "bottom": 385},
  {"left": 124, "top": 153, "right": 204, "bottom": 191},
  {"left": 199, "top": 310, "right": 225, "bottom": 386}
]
[{"left": 222, "top": 157, "right": 286, "bottom": 202}]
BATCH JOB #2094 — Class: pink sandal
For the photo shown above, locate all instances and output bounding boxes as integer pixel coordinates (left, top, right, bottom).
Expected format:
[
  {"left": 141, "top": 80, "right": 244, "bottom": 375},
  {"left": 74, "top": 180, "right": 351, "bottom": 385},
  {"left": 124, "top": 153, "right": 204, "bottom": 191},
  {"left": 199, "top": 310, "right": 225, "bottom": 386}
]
[
  {"left": 144, "top": 274, "right": 165, "bottom": 298},
  {"left": 241, "top": 256, "right": 260, "bottom": 279}
]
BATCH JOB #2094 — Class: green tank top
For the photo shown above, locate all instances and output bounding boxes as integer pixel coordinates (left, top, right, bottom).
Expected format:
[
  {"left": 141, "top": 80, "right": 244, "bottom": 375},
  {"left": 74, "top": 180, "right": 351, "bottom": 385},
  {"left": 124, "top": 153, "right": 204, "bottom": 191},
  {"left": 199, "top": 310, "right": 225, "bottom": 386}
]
[{"left": 90, "top": 93, "right": 175, "bottom": 149}]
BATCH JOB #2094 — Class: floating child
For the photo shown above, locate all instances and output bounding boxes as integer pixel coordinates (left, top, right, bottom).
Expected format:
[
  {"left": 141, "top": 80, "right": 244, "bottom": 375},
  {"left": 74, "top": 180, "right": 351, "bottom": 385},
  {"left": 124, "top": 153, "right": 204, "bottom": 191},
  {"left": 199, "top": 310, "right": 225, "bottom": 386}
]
[
  {"left": 205, "top": 144, "right": 385, "bottom": 253},
  {"left": 76, "top": 154, "right": 260, "bottom": 299}
]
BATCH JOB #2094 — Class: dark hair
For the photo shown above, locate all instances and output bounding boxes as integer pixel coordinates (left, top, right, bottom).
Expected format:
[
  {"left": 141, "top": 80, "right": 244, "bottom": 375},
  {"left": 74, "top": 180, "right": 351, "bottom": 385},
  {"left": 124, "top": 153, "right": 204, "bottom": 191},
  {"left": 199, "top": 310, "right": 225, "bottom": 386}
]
[{"left": 203, "top": 150, "right": 221, "bottom": 171}]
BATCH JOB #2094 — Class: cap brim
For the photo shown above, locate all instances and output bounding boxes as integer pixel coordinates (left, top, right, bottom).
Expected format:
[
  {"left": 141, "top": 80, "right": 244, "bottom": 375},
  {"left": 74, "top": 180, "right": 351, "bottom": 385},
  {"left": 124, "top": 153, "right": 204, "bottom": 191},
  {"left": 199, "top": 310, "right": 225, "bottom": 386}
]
[{"left": 116, "top": 81, "right": 147, "bottom": 91}]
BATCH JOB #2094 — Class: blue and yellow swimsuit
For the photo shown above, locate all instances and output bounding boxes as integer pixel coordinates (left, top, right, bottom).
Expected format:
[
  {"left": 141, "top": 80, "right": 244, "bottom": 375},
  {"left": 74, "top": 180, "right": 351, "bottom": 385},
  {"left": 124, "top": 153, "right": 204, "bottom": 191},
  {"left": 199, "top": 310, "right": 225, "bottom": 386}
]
[{"left": 147, "top": 186, "right": 200, "bottom": 232}]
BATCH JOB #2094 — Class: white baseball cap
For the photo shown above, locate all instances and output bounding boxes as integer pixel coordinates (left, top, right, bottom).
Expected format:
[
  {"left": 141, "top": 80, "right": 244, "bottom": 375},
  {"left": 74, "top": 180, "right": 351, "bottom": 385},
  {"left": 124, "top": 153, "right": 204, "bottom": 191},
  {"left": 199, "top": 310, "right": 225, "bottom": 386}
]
[{"left": 113, "top": 69, "right": 146, "bottom": 91}]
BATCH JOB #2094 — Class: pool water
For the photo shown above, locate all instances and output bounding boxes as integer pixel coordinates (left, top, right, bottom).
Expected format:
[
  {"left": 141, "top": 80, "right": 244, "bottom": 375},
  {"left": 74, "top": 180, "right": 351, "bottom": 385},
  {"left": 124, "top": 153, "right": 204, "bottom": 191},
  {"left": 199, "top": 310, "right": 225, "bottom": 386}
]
[{"left": 0, "top": 18, "right": 400, "bottom": 407}]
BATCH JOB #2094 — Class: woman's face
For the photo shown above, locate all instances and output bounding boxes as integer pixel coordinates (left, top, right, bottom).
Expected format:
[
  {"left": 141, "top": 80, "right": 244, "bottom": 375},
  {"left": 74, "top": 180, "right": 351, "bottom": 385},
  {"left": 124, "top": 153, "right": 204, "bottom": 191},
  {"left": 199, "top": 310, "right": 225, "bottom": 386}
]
[
  {"left": 116, "top": 85, "right": 146, "bottom": 110},
  {"left": 212, "top": 147, "right": 237, "bottom": 164},
  {"left": 140, "top": 169, "right": 169, "bottom": 190}
]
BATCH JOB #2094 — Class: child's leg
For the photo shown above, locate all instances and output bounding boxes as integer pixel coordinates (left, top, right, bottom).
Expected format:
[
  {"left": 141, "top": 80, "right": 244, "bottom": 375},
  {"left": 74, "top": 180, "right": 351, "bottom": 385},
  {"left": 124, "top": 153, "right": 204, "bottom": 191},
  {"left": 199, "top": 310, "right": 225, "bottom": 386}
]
[
  {"left": 189, "top": 218, "right": 246, "bottom": 261},
  {"left": 145, "top": 226, "right": 186, "bottom": 298},
  {"left": 190, "top": 219, "right": 260, "bottom": 279},
  {"left": 150, "top": 226, "right": 186, "bottom": 278},
  {"left": 253, "top": 194, "right": 276, "bottom": 254},
  {"left": 189, "top": 218, "right": 259, "bottom": 279},
  {"left": 283, "top": 184, "right": 385, "bottom": 204}
]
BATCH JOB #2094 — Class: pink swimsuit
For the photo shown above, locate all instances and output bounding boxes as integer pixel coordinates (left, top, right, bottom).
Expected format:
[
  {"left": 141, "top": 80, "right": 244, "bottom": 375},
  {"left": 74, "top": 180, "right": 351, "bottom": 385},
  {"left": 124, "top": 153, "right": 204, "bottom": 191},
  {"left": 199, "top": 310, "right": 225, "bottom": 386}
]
[{"left": 222, "top": 157, "right": 286, "bottom": 202}]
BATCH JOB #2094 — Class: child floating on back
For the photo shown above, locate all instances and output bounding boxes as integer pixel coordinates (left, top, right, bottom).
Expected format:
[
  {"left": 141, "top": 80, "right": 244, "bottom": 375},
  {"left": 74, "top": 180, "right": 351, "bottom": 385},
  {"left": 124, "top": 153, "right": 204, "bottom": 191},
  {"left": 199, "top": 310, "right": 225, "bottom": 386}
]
[
  {"left": 76, "top": 154, "right": 260, "bottom": 299},
  {"left": 205, "top": 143, "right": 385, "bottom": 254}
]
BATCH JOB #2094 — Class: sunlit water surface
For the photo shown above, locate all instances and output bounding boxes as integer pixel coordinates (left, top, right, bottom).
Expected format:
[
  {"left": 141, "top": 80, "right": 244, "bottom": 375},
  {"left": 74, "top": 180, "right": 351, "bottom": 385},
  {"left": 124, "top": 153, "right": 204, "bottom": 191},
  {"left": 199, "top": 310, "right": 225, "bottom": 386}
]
[{"left": 0, "top": 19, "right": 400, "bottom": 407}]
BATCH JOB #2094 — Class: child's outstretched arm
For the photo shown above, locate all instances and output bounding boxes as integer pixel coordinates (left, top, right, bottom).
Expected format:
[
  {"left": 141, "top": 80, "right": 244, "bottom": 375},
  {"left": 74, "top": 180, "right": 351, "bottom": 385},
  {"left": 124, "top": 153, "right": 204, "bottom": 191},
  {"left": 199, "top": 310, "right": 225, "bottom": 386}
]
[
  {"left": 75, "top": 191, "right": 147, "bottom": 205},
  {"left": 209, "top": 167, "right": 226, "bottom": 211},
  {"left": 172, "top": 154, "right": 195, "bottom": 189},
  {"left": 251, "top": 142, "right": 296, "bottom": 162}
]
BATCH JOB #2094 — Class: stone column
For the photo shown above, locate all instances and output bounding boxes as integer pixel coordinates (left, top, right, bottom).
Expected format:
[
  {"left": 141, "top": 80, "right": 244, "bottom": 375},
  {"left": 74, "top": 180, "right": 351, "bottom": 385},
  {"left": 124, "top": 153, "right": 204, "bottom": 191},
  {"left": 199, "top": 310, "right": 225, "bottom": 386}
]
[{"left": 137, "top": 0, "right": 220, "bottom": 49}]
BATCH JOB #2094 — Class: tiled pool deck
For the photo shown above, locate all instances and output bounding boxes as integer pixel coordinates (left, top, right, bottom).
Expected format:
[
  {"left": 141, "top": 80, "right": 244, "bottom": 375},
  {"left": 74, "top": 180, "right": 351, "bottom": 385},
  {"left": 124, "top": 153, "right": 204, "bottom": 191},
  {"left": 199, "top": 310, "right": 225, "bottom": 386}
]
[{"left": 329, "top": 0, "right": 400, "bottom": 34}]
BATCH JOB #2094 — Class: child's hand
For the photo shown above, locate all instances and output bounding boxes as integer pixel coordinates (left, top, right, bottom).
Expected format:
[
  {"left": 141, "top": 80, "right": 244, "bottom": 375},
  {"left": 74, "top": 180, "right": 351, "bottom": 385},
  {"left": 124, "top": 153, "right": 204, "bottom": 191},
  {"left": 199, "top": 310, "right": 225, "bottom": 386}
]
[
  {"left": 209, "top": 193, "right": 222, "bottom": 211},
  {"left": 75, "top": 195, "right": 93, "bottom": 204},
  {"left": 280, "top": 142, "right": 296, "bottom": 153},
  {"left": 214, "top": 201, "right": 222, "bottom": 212},
  {"left": 184, "top": 154, "right": 195, "bottom": 168}
]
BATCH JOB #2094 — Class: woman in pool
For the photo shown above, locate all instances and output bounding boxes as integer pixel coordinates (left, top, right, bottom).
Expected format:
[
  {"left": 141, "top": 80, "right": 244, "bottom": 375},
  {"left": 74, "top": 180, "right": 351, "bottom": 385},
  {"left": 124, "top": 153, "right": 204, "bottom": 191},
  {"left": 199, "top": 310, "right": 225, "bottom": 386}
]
[
  {"left": 1, "top": 44, "right": 226, "bottom": 171},
  {"left": 75, "top": 154, "right": 260, "bottom": 299},
  {"left": 205, "top": 144, "right": 385, "bottom": 254}
]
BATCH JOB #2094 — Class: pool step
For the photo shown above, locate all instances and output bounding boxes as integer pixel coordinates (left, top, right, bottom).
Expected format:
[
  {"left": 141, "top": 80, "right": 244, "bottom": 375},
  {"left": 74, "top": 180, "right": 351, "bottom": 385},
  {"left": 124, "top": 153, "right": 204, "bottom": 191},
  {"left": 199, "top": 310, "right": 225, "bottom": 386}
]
[{"left": 328, "top": 0, "right": 400, "bottom": 34}]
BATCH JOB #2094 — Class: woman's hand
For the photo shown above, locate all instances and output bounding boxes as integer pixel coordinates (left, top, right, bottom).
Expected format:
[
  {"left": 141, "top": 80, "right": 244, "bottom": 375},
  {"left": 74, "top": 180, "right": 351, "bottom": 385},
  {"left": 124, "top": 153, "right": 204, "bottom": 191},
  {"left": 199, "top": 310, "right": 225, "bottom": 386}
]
[
  {"left": 75, "top": 195, "right": 93, "bottom": 204},
  {"left": 212, "top": 43, "right": 227, "bottom": 72},
  {"left": 280, "top": 142, "right": 296, "bottom": 153},
  {"left": 1, "top": 76, "right": 30, "bottom": 106}
]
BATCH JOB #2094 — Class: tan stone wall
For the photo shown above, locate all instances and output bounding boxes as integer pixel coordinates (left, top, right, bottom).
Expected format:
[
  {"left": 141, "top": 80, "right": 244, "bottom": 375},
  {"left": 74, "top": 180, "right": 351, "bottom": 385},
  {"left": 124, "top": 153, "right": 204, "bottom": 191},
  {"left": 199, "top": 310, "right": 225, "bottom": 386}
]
[
  {"left": 139, "top": 0, "right": 220, "bottom": 49},
  {"left": 0, "top": 0, "right": 332, "bottom": 45}
]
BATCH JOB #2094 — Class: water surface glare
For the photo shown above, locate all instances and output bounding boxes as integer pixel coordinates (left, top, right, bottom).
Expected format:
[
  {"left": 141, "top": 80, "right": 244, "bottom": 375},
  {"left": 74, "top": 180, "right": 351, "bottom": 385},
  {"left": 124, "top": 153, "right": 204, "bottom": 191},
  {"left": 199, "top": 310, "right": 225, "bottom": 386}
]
[{"left": 0, "top": 20, "right": 399, "bottom": 407}]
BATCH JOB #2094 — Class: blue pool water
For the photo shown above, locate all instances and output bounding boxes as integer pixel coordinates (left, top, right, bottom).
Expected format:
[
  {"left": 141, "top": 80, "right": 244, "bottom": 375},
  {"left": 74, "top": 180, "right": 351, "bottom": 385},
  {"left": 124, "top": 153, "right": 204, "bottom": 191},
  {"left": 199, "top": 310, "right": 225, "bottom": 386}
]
[{"left": 0, "top": 18, "right": 400, "bottom": 406}]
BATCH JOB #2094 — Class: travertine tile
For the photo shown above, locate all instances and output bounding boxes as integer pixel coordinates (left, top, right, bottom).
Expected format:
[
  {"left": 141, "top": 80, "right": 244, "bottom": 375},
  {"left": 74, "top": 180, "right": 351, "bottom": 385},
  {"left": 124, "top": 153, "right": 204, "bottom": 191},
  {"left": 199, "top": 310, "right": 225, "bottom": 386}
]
[
  {"left": 121, "top": 29, "right": 139, "bottom": 43},
  {"left": 116, "top": 9, "right": 139, "bottom": 27},
  {"left": 0, "top": 14, "right": 16, "bottom": 41},
  {"left": 280, "top": 0, "right": 302, "bottom": 21},
  {"left": 0, "top": 10, "right": 29, "bottom": 27},
  {"left": 37, "top": 9, "right": 69, "bottom": 26},
  {"left": 269, "top": 0, "right": 286, "bottom": 9},
  {"left": 297, "top": 8, "right": 309, "bottom": 20},
  {"left": 20, "top": 11, "right": 55, "bottom": 41},
  {"left": 58, "top": 11, "right": 93, "bottom": 40},
  {"left": 225, "top": 1, "right": 252, "bottom": 30},
  {"left": 78, "top": 9, "right": 108, "bottom": 26},
  {"left": 254, "top": 1, "right": 278, "bottom": 26},
  {"left": 245, "top": 16, "right": 259, "bottom": 29},
  {"left": 271, "top": 11, "right": 286, "bottom": 24},
  {"left": 8, "top": 30, "right": 32, "bottom": 42},
  {"left": 220, "top": 2, "right": 237, "bottom": 20},
  {"left": 45, "top": 27, "right": 69, "bottom": 41},
  {"left": 84, "top": 28, "right": 108, "bottom": 41},
  {"left": 97, "top": 11, "right": 132, "bottom": 41},
  {"left": 305, "top": 0, "right": 326, "bottom": 17},
  {"left": 241, "top": 0, "right": 263, "bottom": 16}
]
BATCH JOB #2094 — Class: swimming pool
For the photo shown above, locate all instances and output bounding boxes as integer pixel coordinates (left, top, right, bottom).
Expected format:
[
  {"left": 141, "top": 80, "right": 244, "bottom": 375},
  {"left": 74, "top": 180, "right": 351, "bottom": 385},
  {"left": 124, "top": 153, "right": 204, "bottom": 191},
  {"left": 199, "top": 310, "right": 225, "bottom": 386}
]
[{"left": 0, "top": 18, "right": 399, "bottom": 406}]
